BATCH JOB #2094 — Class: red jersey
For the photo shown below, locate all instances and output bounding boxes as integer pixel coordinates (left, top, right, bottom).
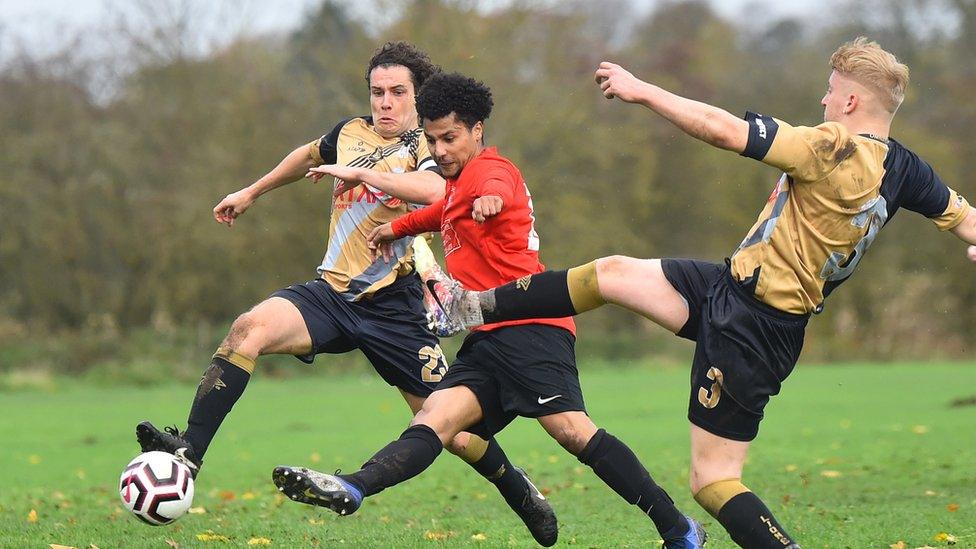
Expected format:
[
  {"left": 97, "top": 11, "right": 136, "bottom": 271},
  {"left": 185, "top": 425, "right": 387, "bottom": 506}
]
[{"left": 392, "top": 147, "right": 576, "bottom": 335}]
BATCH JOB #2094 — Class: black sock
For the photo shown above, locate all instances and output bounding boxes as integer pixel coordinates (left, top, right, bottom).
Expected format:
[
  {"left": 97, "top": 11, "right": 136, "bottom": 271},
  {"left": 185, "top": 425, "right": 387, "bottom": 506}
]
[
  {"left": 343, "top": 424, "right": 443, "bottom": 497},
  {"left": 578, "top": 429, "right": 685, "bottom": 537},
  {"left": 467, "top": 437, "right": 528, "bottom": 507},
  {"left": 716, "top": 492, "right": 798, "bottom": 548},
  {"left": 482, "top": 270, "right": 576, "bottom": 323},
  {"left": 183, "top": 357, "right": 250, "bottom": 458}
]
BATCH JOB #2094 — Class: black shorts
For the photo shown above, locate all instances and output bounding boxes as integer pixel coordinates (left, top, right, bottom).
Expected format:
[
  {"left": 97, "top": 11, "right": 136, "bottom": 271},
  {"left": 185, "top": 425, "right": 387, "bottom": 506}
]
[
  {"left": 271, "top": 274, "right": 447, "bottom": 398},
  {"left": 437, "top": 324, "right": 586, "bottom": 437},
  {"left": 662, "top": 259, "right": 808, "bottom": 441}
]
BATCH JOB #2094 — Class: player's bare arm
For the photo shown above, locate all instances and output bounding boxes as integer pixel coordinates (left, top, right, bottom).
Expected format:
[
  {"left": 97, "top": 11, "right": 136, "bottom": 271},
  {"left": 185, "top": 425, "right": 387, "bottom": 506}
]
[
  {"left": 214, "top": 142, "right": 319, "bottom": 226},
  {"left": 307, "top": 164, "right": 446, "bottom": 205},
  {"left": 594, "top": 61, "right": 749, "bottom": 153},
  {"left": 472, "top": 195, "right": 503, "bottom": 223}
]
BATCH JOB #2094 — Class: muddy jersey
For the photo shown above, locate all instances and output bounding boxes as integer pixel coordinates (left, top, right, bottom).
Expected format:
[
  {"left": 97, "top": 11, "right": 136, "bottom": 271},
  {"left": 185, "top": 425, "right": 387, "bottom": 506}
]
[
  {"left": 309, "top": 116, "right": 437, "bottom": 300},
  {"left": 732, "top": 112, "right": 970, "bottom": 314}
]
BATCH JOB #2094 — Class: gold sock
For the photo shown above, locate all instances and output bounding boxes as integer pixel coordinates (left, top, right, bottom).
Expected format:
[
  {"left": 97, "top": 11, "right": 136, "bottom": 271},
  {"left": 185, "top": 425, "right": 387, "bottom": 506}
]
[
  {"left": 694, "top": 478, "right": 751, "bottom": 518},
  {"left": 213, "top": 346, "right": 256, "bottom": 375},
  {"left": 566, "top": 261, "right": 605, "bottom": 313},
  {"left": 453, "top": 433, "right": 490, "bottom": 464}
]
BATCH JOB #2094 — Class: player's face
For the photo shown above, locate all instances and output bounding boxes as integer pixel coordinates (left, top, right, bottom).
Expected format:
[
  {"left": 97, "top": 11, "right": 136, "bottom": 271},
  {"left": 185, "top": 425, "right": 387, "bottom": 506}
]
[
  {"left": 368, "top": 65, "right": 418, "bottom": 138},
  {"left": 822, "top": 70, "right": 852, "bottom": 123},
  {"left": 423, "top": 114, "right": 484, "bottom": 178}
]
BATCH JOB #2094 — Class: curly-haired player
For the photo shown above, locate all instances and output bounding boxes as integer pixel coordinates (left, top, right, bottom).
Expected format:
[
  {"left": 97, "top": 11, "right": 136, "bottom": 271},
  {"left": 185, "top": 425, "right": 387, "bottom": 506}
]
[{"left": 273, "top": 72, "right": 706, "bottom": 548}]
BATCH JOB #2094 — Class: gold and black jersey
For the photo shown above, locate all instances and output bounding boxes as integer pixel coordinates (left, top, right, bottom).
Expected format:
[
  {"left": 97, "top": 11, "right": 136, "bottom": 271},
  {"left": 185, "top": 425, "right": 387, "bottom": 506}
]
[
  {"left": 309, "top": 116, "right": 437, "bottom": 301},
  {"left": 732, "top": 112, "right": 970, "bottom": 314}
]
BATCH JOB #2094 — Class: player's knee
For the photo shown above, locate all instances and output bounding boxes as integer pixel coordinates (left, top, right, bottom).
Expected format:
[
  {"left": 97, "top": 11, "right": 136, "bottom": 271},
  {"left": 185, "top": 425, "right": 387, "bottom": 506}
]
[
  {"left": 222, "top": 311, "right": 266, "bottom": 356},
  {"left": 595, "top": 255, "right": 635, "bottom": 289},
  {"left": 409, "top": 411, "right": 453, "bottom": 448},
  {"left": 549, "top": 424, "right": 590, "bottom": 455}
]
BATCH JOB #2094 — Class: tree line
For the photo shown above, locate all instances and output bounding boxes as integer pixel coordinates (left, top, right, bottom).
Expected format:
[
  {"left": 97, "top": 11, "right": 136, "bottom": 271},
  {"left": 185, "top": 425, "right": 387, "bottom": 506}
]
[{"left": 1, "top": 0, "right": 973, "bottom": 370}]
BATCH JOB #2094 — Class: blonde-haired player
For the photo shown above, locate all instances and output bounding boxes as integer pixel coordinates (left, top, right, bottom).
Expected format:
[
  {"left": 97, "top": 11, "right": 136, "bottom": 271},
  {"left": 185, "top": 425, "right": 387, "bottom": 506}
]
[{"left": 436, "top": 37, "right": 975, "bottom": 547}]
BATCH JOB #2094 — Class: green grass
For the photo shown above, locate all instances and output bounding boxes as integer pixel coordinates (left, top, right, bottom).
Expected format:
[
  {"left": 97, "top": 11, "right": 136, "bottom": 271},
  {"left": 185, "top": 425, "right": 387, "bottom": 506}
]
[{"left": 1, "top": 362, "right": 974, "bottom": 548}]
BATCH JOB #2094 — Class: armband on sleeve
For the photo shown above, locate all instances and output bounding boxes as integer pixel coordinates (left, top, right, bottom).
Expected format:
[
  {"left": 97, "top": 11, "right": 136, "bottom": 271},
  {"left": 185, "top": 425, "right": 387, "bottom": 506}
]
[{"left": 740, "top": 111, "right": 780, "bottom": 161}]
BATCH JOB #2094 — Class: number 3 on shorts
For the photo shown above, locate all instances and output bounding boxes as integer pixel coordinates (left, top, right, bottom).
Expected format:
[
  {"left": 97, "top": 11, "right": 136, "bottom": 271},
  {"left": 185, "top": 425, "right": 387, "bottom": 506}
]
[
  {"left": 418, "top": 345, "right": 448, "bottom": 383},
  {"left": 697, "top": 366, "right": 724, "bottom": 409}
]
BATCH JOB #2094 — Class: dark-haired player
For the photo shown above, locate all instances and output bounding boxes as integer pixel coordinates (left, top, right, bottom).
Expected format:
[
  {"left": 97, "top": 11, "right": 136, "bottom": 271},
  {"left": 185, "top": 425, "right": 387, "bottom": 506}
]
[
  {"left": 132, "top": 42, "right": 555, "bottom": 544},
  {"left": 432, "top": 38, "right": 976, "bottom": 547},
  {"left": 274, "top": 72, "right": 706, "bottom": 549}
]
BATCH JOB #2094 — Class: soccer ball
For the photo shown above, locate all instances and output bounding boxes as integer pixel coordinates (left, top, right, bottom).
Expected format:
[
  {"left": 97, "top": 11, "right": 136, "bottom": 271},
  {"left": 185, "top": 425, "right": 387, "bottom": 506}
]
[{"left": 119, "top": 451, "right": 195, "bottom": 525}]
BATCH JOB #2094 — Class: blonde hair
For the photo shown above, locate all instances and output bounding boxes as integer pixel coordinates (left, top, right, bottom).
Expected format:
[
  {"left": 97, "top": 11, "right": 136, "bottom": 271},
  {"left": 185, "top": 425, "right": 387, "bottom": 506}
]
[{"left": 830, "top": 36, "right": 910, "bottom": 114}]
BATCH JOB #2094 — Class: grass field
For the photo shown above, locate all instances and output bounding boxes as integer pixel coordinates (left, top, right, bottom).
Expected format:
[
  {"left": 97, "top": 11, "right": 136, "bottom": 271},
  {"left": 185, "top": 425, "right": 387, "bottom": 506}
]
[{"left": 1, "top": 362, "right": 973, "bottom": 548}]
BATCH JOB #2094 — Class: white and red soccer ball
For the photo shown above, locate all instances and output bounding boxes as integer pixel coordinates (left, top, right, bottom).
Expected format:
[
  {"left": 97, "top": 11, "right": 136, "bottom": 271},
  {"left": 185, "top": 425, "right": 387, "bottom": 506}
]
[{"left": 119, "top": 451, "right": 195, "bottom": 525}]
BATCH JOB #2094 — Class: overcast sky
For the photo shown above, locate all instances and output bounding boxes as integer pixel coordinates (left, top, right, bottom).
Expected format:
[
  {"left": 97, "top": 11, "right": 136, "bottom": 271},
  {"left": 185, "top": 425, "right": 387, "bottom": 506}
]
[{"left": 0, "top": 0, "right": 820, "bottom": 59}]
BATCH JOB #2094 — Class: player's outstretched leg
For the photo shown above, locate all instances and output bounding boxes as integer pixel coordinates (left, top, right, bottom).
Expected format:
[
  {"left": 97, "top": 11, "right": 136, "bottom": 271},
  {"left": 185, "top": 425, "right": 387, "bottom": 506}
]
[
  {"left": 437, "top": 257, "right": 689, "bottom": 332},
  {"left": 181, "top": 346, "right": 254, "bottom": 458},
  {"left": 136, "top": 297, "right": 310, "bottom": 475},
  {"left": 432, "top": 261, "right": 604, "bottom": 328},
  {"left": 274, "top": 423, "right": 442, "bottom": 516},
  {"left": 540, "top": 413, "right": 706, "bottom": 549},
  {"left": 135, "top": 345, "right": 253, "bottom": 478},
  {"left": 275, "top": 387, "right": 559, "bottom": 546}
]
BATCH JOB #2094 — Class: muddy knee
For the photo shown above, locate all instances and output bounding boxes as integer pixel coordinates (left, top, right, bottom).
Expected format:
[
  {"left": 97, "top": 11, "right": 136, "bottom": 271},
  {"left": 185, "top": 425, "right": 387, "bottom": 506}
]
[{"left": 222, "top": 313, "right": 257, "bottom": 350}]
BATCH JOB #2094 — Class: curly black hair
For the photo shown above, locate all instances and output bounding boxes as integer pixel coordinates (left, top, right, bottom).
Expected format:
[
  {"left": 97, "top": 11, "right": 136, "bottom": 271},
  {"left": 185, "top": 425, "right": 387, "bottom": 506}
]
[
  {"left": 416, "top": 72, "right": 493, "bottom": 128},
  {"left": 365, "top": 41, "right": 440, "bottom": 91}
]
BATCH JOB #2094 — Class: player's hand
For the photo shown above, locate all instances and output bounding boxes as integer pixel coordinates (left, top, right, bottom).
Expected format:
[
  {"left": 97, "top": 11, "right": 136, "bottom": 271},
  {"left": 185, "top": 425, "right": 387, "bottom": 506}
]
[
  {"left": 367, "top": 222, "right": 397, "bottom": 263},
  {"left": 304, "top": 164, "right": 334, "bottom": 184},
  {"left": 472, "top": 195, "right": 503, "bottom": 223},
  {"left": 594, "top": 62, "right": 647, "bottom": 103},
  {"left": 967, "top": 245, "right": 976, "bottom": 262},
  {"left": 213, "top": 188, "right": 256, "bottom": 227},
  {"left": 306, "top": 165, "right": 365, "bottom": 197}
]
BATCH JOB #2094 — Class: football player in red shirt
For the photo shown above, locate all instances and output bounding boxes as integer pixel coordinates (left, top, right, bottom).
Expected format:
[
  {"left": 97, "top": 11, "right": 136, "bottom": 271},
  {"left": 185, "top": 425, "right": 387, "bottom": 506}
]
[{"left": 274, "top": 72, "right": 706, "bottom": 548}]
